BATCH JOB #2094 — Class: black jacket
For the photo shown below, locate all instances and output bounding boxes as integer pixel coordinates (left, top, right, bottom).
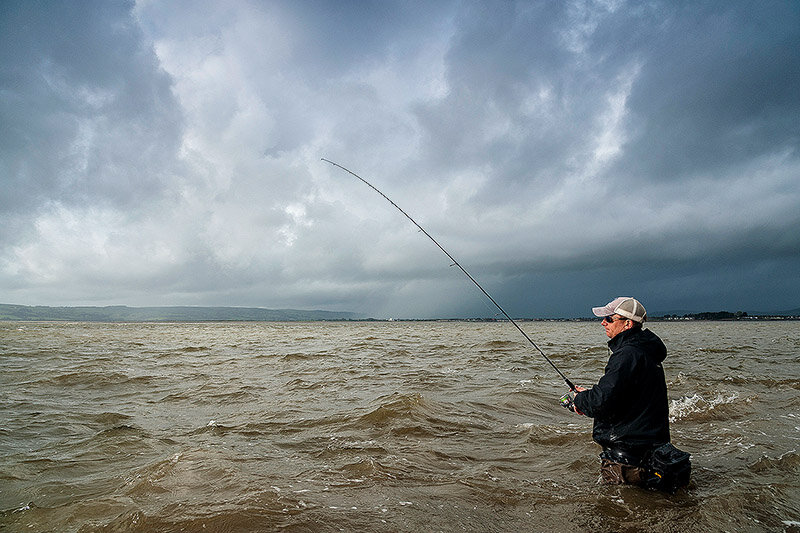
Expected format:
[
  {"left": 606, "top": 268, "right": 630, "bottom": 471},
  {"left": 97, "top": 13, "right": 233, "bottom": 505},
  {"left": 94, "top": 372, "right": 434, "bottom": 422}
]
[{"left": 573, "top": 327, "right": 670, "bottom": 451}]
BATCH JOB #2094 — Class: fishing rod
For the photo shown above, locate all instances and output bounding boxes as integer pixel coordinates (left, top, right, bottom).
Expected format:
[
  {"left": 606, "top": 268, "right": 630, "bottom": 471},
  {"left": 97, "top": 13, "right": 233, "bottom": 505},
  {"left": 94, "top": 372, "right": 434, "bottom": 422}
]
[{"left": 322, "top": 158, "right": 576, "bottom": 392}]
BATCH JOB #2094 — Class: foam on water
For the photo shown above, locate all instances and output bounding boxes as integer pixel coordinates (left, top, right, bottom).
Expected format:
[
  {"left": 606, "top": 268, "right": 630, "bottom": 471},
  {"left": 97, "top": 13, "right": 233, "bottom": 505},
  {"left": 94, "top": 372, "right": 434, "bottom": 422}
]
[{"left": 668, "top": 391, "right": 749, "bottom": 422}]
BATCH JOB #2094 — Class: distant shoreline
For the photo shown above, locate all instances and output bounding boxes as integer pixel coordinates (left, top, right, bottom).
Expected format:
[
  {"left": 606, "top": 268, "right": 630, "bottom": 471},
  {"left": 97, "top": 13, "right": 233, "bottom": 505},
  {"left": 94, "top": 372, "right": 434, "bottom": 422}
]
[
  {"left": 1, "top": 304, "right": 797, "bottom": 322},
  {"left": 0, "top": 304, "right": 360, "bottom": 323}
]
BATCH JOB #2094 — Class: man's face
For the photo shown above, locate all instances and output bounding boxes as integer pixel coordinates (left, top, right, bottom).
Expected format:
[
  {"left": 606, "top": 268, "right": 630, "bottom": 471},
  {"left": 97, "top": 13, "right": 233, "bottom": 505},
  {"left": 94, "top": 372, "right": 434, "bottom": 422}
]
[{"left": 601, "top": 314, "right": 630, "bottom": 338}]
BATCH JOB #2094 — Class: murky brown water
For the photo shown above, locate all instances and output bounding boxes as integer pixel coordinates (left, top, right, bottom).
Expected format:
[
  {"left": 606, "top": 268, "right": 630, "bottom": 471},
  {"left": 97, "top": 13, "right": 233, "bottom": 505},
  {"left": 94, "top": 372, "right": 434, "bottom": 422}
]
[{"left": 1, "top": 320, "right": 798, "bottom": 532}]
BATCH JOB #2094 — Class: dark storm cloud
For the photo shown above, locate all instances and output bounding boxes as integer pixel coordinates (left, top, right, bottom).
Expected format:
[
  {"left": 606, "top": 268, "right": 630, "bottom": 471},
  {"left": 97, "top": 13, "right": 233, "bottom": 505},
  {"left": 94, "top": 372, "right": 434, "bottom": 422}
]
[
  {"left": 0, "top": 1, "right": 183, "bottom": 220},
  {"left": 415, "top": 1, "right": 799, "bottom": 188},
  {"left": 613, "top": 1, "right": 800, "bottom": 182}
]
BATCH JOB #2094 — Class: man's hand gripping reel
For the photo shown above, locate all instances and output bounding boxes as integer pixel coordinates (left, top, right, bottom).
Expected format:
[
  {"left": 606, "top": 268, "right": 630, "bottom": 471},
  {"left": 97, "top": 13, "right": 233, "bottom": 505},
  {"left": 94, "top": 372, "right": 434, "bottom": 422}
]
[{"left": 559, "top": 387, "right": 585, "bottom": 415}]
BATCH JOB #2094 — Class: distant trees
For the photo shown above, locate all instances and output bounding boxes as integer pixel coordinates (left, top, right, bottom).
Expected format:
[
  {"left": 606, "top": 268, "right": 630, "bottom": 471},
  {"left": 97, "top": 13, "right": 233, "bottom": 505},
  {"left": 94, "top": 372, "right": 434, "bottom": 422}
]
[
  {"left": 689, "top": 311, "right": 748, "bottom": 320},
  {"left": 659, "top": 311, "right": 749, "bottom": 320}
]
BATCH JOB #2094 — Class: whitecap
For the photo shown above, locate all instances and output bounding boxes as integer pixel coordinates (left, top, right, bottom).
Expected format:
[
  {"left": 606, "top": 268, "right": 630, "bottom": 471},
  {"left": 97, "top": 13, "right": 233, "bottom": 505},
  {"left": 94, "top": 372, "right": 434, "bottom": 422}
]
[{"left": 669, "top": 392, "right": 742, "bottom": 422}]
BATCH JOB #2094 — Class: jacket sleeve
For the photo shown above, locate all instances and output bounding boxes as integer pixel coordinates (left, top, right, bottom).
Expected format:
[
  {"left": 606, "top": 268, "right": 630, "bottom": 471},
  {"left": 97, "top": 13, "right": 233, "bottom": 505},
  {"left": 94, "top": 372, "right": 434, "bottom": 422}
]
[{"left": 573, "top": 349, "right": 637, "bottom": 418}]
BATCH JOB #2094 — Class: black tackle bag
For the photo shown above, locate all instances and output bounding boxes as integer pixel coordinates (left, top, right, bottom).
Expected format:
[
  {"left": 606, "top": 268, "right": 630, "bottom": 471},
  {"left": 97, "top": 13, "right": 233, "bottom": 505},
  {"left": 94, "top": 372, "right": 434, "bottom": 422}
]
[{"left": 644, "top": 443, "right": 691, "bottom": 493}]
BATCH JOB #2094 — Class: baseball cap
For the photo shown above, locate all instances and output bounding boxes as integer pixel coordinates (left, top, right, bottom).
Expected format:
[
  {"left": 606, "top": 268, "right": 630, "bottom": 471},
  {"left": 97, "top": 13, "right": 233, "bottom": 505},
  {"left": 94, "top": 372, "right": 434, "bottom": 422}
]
[{"left": 592, "top": 297, "right": 647, "bottom": 323}]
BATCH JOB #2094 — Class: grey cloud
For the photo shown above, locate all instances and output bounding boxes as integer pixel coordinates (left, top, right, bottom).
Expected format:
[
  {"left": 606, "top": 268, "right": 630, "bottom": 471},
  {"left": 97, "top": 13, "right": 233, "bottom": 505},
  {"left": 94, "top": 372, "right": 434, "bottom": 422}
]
[
  {"left": 412, "top": 2, "right": 636, "bottom": 197},
  {"left": 613, "top": 1, "right": 800, "bottom": 182},
  {"left": 413, "top": 0, "right": 799, "bottom": 189},
  {"left": 0, "top": 1, "right": 183, "bottom": 222},
  {"left": 284, "top": 0, "right": 458, "bottom": 78}
]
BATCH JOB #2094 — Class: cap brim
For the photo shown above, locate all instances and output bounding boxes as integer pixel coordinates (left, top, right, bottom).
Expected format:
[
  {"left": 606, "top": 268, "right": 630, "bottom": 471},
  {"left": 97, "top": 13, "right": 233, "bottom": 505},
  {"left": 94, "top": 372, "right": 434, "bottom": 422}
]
[{"left": 592, "top": 305, "right": 614, "bottom": 317}]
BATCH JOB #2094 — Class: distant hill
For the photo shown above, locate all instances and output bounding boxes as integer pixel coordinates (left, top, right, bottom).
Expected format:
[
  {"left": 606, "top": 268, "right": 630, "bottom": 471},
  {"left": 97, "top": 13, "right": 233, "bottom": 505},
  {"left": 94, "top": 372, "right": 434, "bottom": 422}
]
[{"left": 0, "top": 304, "right": 360, "bottom": 322}]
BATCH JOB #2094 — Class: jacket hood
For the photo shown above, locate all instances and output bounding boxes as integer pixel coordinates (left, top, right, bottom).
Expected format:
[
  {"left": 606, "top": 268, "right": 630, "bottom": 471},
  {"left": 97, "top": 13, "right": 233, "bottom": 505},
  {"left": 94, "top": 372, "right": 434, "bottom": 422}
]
[{"left": 609, "top": 328, "right": 667, "bottom": 363}]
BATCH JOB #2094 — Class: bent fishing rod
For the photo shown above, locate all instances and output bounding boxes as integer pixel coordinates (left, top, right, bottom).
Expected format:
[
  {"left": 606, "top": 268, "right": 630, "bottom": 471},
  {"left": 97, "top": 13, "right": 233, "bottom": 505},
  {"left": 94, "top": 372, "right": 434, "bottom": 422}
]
[{"left": 322, "top": 158, "right": 576, "bottom": 392}]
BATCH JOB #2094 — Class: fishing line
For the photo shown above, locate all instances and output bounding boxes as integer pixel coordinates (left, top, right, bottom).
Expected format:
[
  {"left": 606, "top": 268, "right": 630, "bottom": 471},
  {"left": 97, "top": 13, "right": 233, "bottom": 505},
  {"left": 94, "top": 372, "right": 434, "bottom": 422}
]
[{"left": 322, "top": 158, "right": 576, "bottom": 391}]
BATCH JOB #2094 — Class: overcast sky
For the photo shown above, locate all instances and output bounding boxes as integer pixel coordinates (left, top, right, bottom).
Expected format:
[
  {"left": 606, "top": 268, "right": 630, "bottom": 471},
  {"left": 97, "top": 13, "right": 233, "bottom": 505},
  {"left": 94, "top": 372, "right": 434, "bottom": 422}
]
[{"left": 1, "top": 0, "right": 798, "bottom": 318}]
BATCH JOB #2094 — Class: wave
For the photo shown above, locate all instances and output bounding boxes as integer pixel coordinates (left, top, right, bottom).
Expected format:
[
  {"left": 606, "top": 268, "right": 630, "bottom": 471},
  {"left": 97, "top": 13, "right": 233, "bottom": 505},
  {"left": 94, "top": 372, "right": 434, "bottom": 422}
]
[
  {"left": 204, "top": 387, "right": 262, "bottom": 403},
  {"left": 285, "top": 377, "right": 329, "bottom": 390},
  {"left": 478, "top": 340, "right": 521, "bottom": 351},
  {"left": 158, "top": 381, "right": 261, "bottom": 404},
  {"left": 177, "top": 346, "right": 210, "bottom": 353},
  {"left": 334, "top": 456, "right": 409, "bottom": 485},
  {"left": 77, "top": 495, "right": 317, "bottom": 533},
  {"left": 358, "top": 392, "right": 430, "bottom": 426},
  {"left": 696, "top": 346, "right": 751, "bottom": 354},
  {"left": 94, "top": 424, "right": 145, "bottom": 439},
  {"left": 87, "top": 411, "right": 133, "bottom": 426},
  {"left": 721, "top": 376, "right": 800, "bottom": 390},
  {"left": 77, "top": 424, "right": 156, "bottom": 459},
  {"left": 122, "top": 449, "right": 241, "bottom": 500},
  {"left": 354, "top": 393, "right": 466, "bottom": 439},
  {"left": 316, "top": 436, "right": 388, "bottom": 459},
  {"left": 749, "top": 450, "right": 800, "bottom": 475},
  {"left": 0, "top": 502, "right": 35, "bottom": 521},
  {"left": 43, "top": 371, "right": 157, "bottom": 388},
  {"left": 669, "top": 392, "right": 752, "bottom": 422},
  {"left": 520, "top": 423, "right": 583, "bottom": 446},
  {"left": 281, "top": 351, "right": 333, "bottom": 360}
]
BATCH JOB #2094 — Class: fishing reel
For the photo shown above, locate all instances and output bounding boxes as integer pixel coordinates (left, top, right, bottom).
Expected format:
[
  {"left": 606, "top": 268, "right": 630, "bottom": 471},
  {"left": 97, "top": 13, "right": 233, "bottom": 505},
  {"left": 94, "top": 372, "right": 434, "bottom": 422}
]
[
  {"left": 559, "top": 390, "right": 584, "bottom": 414},
  {"left": 559, "top": 391, "right": 576, "bottom": 410}
]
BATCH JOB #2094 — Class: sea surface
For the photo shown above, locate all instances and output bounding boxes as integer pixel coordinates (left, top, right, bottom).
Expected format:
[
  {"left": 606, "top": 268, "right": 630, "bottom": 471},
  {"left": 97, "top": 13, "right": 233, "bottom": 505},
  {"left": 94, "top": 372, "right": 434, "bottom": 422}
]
[{"left": 1, "top": 320, "right": 798, "bottom": 532}]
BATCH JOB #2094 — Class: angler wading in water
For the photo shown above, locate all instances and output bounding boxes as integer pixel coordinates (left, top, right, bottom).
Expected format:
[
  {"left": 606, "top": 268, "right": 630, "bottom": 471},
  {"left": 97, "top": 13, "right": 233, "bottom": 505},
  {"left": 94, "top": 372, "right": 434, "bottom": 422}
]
[
  {"left": 324, "top": 161, "right": 689, "bottom": 492},
  {"left": 560, "top": 297, "right": 691, "bottom": 492}
]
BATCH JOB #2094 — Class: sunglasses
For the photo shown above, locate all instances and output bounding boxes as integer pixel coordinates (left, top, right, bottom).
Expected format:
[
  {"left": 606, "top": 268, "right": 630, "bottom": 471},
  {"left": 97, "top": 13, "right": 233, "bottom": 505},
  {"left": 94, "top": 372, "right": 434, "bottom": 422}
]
[{"left": 603, "top": 315, "right": 626, "bottom": 323}]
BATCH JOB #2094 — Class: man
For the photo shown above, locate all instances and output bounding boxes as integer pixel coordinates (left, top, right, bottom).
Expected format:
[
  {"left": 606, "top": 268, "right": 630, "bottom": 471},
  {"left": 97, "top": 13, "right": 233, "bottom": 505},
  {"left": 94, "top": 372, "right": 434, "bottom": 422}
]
[{"left": 564, "top": 297, "right": 673, "bottom": 486}]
